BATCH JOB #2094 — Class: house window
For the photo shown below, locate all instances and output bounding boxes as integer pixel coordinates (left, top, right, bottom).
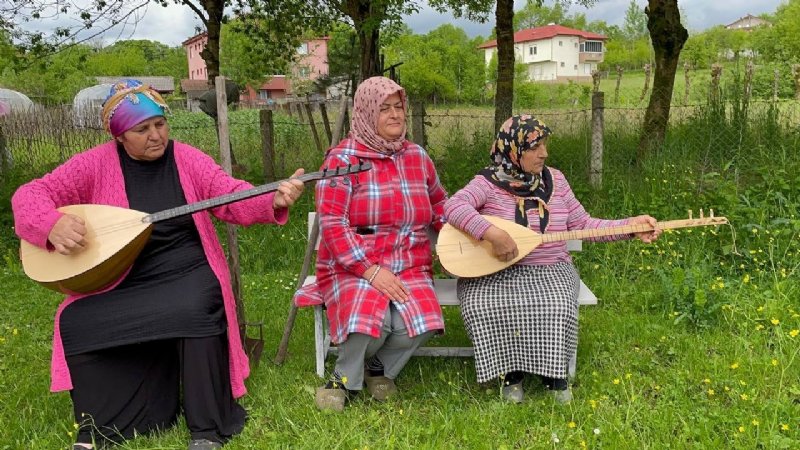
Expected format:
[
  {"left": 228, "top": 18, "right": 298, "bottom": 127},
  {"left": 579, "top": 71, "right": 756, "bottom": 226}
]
[
  {"left": 297, "top": 66, "right": 311, "bottom": 78},
  {"left": 560, "top": 62, "right": 565, "bottom": 67},
  {"left": 574, "top": 64, "right": 578, "bottom": 70},
  {"left": 297, "top": 43, "right": 308, "bottom": 55},
  {"left": 534, "top": 46, "right": 537, "bottom": 55},
  {"left": 559, "top": 41, "right": 563, "bottom": 46},
  {"left": 582, "top": 41, "right": 603, "bottom": 53},
  {"left": 529, "top": 47, "right": 533, "bottom": 55},
  {"left": 258, "top": 90, "right": 271, "bottom": 100}
]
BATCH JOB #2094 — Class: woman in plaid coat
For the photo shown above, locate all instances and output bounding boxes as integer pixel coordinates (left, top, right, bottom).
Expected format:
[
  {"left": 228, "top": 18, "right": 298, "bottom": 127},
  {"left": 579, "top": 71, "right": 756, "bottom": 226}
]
[{"left": 310, "top": 76, "right": 448, "bottom": 411}]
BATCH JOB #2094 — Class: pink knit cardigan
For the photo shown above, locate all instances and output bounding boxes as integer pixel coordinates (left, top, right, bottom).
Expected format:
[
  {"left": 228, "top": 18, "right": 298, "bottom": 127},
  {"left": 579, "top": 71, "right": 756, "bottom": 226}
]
[{"left": 11, "top": 140, "right": 288, "bottom": 397}]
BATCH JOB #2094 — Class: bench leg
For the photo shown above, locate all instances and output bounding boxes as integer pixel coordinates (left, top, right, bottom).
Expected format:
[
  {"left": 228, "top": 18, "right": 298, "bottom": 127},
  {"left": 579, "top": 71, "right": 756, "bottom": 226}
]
[
  {"left": 568, "top": 347, "right": 577, "bottom": 382},
  {"left": 314, "top": 305, "right": 326, "bottom": 378}
]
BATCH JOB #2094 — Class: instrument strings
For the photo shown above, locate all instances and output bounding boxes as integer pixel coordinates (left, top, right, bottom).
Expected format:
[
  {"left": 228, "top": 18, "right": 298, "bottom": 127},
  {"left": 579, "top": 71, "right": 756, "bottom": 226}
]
[{"left": 70, "top": 164, "right": 372, "bottom": 238}]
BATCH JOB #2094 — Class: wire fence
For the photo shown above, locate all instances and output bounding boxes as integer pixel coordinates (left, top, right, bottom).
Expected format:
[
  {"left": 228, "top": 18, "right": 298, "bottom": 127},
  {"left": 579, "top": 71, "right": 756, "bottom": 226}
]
[{"left": 2, "top": 72, "right": 799, "bottom": 194}]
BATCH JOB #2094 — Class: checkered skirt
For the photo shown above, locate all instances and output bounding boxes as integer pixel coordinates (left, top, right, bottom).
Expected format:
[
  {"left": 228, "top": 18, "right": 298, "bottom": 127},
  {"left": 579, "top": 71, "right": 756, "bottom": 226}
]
[{"left": 457, "top": 262, "right": 579, "bottom": 383}]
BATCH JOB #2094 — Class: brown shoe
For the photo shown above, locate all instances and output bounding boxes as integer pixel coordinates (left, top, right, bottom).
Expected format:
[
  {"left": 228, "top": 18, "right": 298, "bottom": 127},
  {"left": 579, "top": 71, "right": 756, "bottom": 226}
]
[
  {"left": 315, "top": 386, "right": 347, "bottom": 411},
  {"left": 364, "top": 375, "right": 397, "bottom": 401}
]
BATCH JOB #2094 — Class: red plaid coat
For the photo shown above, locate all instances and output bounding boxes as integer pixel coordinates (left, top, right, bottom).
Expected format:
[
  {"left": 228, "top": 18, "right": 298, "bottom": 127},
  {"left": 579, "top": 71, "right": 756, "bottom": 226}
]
[{"left": 294, "top": 138, "right": 448, "bottom": 344}]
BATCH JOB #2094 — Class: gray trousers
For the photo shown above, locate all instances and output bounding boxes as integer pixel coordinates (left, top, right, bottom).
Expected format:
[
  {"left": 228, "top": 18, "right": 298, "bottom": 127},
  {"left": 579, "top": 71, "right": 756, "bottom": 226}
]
[{"left": 335, "top": 303, "right": 434, "bottom": 390}]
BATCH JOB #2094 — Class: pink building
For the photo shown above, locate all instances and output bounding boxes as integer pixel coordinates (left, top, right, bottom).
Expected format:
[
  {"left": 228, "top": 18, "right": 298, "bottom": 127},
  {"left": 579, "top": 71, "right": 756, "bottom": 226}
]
[{"left": 181, "top": 32, "right": 330, "bottom": 105}]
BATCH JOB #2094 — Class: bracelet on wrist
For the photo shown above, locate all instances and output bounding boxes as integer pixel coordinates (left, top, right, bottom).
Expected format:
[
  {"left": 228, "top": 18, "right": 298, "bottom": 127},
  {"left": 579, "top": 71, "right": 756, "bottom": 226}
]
[{"left": 367, "top": 265, "right": 381, "bottom": 284}]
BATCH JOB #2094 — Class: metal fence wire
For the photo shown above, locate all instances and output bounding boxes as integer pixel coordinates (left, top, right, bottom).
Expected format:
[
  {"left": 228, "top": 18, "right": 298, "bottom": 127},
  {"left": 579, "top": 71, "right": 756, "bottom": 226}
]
[{"left": 1, "top": 67, "right": 799, "bottom": 189}]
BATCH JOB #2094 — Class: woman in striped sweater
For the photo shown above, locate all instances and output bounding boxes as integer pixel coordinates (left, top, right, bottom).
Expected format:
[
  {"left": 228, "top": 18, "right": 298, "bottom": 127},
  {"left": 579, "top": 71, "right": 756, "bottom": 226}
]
[{"left": 443, "top": 115, "right": 660, "bottom": 404}]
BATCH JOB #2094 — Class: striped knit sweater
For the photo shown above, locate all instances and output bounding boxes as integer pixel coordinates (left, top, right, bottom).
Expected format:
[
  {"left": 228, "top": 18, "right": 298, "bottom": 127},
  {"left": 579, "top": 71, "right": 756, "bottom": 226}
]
[{"left": 443, "top": 167, "right": 632, "bottom": 266}]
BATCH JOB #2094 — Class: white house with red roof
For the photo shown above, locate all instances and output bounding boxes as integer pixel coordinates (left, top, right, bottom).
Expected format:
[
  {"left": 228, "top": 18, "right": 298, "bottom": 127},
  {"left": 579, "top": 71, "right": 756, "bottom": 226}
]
[{"left": 478, "top": 24, "right": 607, "bottom": 82}]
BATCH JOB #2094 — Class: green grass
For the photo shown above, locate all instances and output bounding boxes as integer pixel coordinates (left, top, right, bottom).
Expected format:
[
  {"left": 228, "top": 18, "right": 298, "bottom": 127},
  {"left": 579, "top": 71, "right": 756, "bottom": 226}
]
[{"left": 1, "top": 95, "right": 800, "bottom": 448}]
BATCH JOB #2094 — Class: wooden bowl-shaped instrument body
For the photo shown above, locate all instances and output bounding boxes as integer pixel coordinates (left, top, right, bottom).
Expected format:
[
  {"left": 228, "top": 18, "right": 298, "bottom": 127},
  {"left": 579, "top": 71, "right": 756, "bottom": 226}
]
[
  {"left": 436, "top": 216, "right": 543, "bottom": 278},
  {"left": 20, "top": 204, "right": 153, "bottom": 294}
]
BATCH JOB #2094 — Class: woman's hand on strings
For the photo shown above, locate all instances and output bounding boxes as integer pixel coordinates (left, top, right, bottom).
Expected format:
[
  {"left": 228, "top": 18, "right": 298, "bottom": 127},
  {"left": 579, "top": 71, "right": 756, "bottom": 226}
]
[
  {"left": 366, "top": 265, "right": 410, "bottom": 303},
  {"left": 483, "top": 225, "right": 519, "bottom": 262},
  {"left": 273, "top": 168, "right": 306, "bottom": 209},
  {"left": 48, "top": 214, "right": 87, "bottom": 255},
  {"left": 630, "top": 215, "right": 661, "bottom": 243}
]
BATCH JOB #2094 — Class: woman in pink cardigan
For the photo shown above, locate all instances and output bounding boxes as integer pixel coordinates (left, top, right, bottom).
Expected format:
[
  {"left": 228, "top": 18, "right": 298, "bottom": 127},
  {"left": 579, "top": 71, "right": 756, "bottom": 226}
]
[{"left": 12, "top": 80, "right": 304, "bottom": 450}]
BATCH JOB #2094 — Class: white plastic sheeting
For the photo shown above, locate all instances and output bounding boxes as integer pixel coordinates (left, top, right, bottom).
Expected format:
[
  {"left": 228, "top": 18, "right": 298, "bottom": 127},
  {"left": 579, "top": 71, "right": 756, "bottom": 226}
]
[
  {"left": 73, "top": 84, "right": 113, "bottom": 129},
  {"left": 0, "top": 88, "right": 34, "bottom": 115}
]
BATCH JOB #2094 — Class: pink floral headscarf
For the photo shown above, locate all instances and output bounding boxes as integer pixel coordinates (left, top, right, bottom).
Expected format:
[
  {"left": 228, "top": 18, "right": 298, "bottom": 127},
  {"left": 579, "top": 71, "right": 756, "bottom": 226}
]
[{"left": 350, "top": 76, "right": 407, "bottom": 155}]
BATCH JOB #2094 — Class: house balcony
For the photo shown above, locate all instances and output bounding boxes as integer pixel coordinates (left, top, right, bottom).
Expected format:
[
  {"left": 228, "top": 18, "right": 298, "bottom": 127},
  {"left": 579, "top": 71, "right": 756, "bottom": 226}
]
[{"left": 579, "top": 52, "right": 603, "bottom": 63}]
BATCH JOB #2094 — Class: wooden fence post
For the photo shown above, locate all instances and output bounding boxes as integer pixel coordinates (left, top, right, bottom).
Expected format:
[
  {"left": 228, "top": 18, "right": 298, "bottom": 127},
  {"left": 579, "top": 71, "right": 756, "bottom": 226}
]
[
  {"left": 319, "top": 100, "right": 333, "bottom": 144},
  {"left": 0, "top": 124, "right": 9, "bottom": 175},
  {"left": 590, "top": 91, "right": 604, "bottom": 188},
  {"left": 305, "top": 97, "right": 324, "bottom": 153},
  {"left": 683, "top": 62, "right": 692, "bottom": 106},
  {"left": 410, "top": 97, "right": 427, "bottom": 148},
  {"left": 792, "top": 64, "right": 800, "bottom": 100},
  {"left": 710, "top": 64, "right": 723, "bottom": 103},
  {"left": 259, "top": 109, "right": 275, "bottom": 182},
  {"left": 214, "top": 76, "right": 258, "bottom": 363},
  {"left": 614, "top": 65, "right": 623, "bottom": 104},
  {"left": 773, "top": 69, "right": 781, "bottom": 102},
  {"left": 639, "top": 63, "right": 651, "bottom": 103}
]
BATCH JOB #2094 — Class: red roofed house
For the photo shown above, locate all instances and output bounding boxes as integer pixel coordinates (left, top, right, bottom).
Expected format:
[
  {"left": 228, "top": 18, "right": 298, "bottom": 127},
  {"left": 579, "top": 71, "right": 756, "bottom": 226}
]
[
  {"left": 181, "top": 33, "right": 329, "bottom": 106},
  {"left": 479, "top": 24, "right": 607, "bottom": 82}
]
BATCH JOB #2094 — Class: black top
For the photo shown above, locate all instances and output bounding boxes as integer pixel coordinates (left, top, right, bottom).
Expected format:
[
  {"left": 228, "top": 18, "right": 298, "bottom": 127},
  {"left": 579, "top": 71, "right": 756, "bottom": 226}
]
[{"left": 61, "top": 141, "right": 226, "bottom": 356}]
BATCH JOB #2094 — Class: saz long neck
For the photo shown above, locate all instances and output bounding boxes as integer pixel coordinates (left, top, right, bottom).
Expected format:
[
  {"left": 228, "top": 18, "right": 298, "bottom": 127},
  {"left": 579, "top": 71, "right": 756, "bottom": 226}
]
[
  {"left": 142, "top": 166, "right": 363, "bottom": 224},
  {"left": 540, "top": 218, "right": 727, "bottom": 244}
]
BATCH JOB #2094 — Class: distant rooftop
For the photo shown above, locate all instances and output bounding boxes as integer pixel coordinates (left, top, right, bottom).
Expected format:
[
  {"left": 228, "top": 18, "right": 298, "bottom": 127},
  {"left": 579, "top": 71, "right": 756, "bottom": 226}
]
[
  {"left": 479, "top": 24, "right": 607, "bottom": 49},
  {"left": 95, "top": 76, "right": 176, "bottom": 93}
]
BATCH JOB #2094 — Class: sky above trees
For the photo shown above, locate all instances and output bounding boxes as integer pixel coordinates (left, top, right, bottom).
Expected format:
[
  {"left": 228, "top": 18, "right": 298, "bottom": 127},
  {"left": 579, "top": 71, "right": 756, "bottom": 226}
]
[{"left": 10, "top": 0, "right": 785, "bottom": 47}]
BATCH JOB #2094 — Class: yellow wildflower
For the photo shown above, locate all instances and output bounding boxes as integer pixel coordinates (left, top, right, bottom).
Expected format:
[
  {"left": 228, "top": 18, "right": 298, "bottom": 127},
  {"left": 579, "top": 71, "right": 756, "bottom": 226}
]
[
  {"left": 790, "top": 329, "right": 799, "bottom": 338},
  {"left": 568, "top": 421, "right": 576, "bottom": 428},
  {"left": 771, "top": 318, "right": 780, "bottom": 325},
  {"left": 613, "top": 378, "right": 620, "bottom": 385},
  {"left": 730, "top": 362, "right": 739, "bottom": 369}
]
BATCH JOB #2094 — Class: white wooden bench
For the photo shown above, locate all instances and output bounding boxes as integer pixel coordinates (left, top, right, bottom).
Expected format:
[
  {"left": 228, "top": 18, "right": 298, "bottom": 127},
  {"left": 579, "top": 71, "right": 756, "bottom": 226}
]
[{"left": 294, "top": 212, "right": 597, "bottom": 379}]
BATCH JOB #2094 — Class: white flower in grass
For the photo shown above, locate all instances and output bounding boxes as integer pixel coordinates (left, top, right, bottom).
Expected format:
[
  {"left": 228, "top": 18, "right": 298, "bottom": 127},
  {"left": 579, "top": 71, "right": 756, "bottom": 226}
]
[
  {"left": 551, "top": 433, "right": 560, "bottom": 443},
  {"left": 593, "top": 428, "right": 601, "bottom": 435}
]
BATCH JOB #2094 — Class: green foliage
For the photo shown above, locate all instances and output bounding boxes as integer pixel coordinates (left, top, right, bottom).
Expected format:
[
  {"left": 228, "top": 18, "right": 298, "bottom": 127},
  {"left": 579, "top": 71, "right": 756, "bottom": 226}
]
[
  {"left": 514, "top": 1, "right": 586, "bottom": 31},
  {"left": 0, "top": 40, "right": 186, "bottom": 105},
  {"left": 602, "top": 37, "right": 652, "bottom": 71},
  {"left": 751, "top": 0, "right": 800, "bottom": 63},
  {"left": 622, "top": 0, "right": 648, "bottom": 40},
  {"left": 326, "top": 23, "right": 360, "bottom": 80},
  {"left": 656, "top": 264, "right": 723, "bottom": 329},
  {"left": 385, "top": 24, "right": 487, "bottom": 104}
]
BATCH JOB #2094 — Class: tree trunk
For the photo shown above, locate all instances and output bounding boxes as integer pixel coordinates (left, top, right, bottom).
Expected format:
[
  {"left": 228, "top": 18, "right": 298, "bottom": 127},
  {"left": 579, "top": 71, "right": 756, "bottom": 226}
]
[
  {"left": 357, "top": 26, "right": 381, "bottom": 81},
  {"left": 494, "top": 0, "right": 515, "bottom": 131},
  {"left": 199, "top": 0, "right": 224, "bottom": 83},
  {"left": 343, "top": 0, "right": 383, "bottom": 83},
  {"left": 636, "top": 0, "right": 688, "bottom": 161}
]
